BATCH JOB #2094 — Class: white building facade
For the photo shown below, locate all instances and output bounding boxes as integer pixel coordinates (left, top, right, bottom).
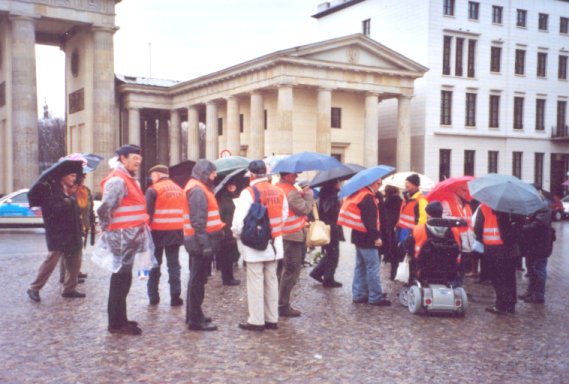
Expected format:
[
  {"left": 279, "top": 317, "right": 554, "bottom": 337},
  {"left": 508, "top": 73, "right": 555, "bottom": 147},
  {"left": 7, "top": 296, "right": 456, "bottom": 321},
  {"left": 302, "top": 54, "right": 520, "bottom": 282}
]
[{"left": 314, "top": 0, "right": 569, "bottom": 196}]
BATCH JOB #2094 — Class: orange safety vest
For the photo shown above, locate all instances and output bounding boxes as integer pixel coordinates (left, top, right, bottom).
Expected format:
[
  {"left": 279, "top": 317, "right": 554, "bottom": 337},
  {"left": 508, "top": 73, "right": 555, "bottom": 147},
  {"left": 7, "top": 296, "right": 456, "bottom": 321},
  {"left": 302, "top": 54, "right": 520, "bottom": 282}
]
[
  {"left": 412, "top": 223, "right": 461, "bottom": 258},
  {"left": 182, "top": 179, "right": 225, "bottom": 236},
  {"left": 149, "top": 178, "right": 184, "bottom": 231},
  {"left": 442, "top": 199, "right": 473, "bottom": 234},
  {"left": 398, "top": 192, "right": 426, "bottom": 229},
  {"left": 247, "top": 181, "right": 285, "bottom": 238},
  {"left": 276, "top": 182, "right": 307, "bottom": 235},
  {"left": 480, "top": 204, "right": 504, "bottom": 246},
  {"left": 101, "top": 169, "right": 149, "bottom": 230},
  {"left": 337, "top": 187, "right": 379, "bottom": 233}
]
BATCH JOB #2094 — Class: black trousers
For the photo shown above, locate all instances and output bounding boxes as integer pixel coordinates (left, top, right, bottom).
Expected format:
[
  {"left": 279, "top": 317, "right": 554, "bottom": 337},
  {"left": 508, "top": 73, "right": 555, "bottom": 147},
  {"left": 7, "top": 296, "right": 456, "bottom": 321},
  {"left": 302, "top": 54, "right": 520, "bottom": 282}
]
[
  {"left": 108, "top": 271, "right": 133, "bottom": 329},
  {"left": 311, "top": 240, "right": 340, "bottom": 282},
  {"left": 491, "top": 257, "right": 517, "bottom": 312},
  {"left": 186, "top": 254, "right": 210, "bottom": 325},
  {"left": 216, "top": 242, "right": 237, "bottom": 282}
]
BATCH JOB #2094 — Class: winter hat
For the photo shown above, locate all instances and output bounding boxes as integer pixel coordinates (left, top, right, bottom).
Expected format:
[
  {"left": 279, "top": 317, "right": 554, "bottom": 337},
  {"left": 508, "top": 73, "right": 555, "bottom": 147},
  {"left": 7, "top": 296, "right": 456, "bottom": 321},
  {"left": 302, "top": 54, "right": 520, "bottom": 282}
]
[
  {"left": 406, "top": 173, "right": 421, "bottom": 187},
  {"left": 148, "top": 164, "right": 169, "bottom": 175},
  {"left": 426, "top": 201, "right": 443, "bottom": 218},
  {"left": 116, "top": 144, "right": 141, "bottom": 157},
  {"left": 248, "top": 160, "right": 267, "bottom": 176}
]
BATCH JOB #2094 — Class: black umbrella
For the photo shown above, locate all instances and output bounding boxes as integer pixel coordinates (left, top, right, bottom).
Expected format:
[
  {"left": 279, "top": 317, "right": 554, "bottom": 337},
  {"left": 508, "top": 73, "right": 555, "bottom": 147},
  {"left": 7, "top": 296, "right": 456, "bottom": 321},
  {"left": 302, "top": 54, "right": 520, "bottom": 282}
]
[
  {"left": 214, "top": 167, "right": 249, "bottom": 196},
  {"left": 169, "top": 160, "right": 196, "bottom": 188},
  {"left": 28, "top": 159, "right": 84, "bottom": 207},
  {"left": 309, "top": 163, "right": 366, "bottom": 188}
]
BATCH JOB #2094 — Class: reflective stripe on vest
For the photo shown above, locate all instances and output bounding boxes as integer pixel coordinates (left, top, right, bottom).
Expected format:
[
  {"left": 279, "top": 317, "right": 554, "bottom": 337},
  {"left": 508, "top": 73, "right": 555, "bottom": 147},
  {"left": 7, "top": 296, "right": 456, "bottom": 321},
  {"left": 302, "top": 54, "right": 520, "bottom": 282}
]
[
  {"left": 150, "top": 179, "right": 185, "bottom": 231},
  {"left": 182, "top": 179, "right": 225, "bottom": 236},
  {"left": 480, "top": 205, "right": 504, "bottom": 246},
  {"left": 101, "top": 170, "right": 149, "bottom": 230},
  {"left": 398, "top": 193, "right": 425, "bottom": 229},
  {"left": 337, "top": 188, "right": 379, "bottom": 233},
  {"left": 276, "top": 182, "right": 307, "bottom": 235},
  {"left": 247, "top": 182, "right": 285, "bottom": 238}
]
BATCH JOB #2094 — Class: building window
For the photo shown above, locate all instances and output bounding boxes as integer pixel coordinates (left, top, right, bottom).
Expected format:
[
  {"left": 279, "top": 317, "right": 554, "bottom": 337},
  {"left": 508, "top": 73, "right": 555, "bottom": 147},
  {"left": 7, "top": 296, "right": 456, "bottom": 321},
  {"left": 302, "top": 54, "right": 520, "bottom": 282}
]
[
  {"left": 443, "top": 36, "right": 452, "bottom": 75},
  {"left": 440, "top": 90, "right": 452, "bottom": 125},
  {"left": 362, "top": 19, "right": 371, "bottom": 36},
  {"left": 464, "top": 150, "right": 475, "bottom": 176},
  {"left": 515, "top": 49, "right": 526, "bottom": 75},
  {"left": 535, "top": 99, "right": 546, "bottom": 131},
  {"left": 490, "top": 46, "right": 501, "bottom": 72},
  {"left": 534, "top": 153, "right": 544, "bottom": 186},
  {"left": 557, "top": 100, "right": 567, "bottom": 137},
  {"left": 439, "top": 149, "right": 451, "bottom": 181},
  {"left": 514, "top": 97, "right": 524, "bottom": 130},
  {"left": 559, "top": 55, "right": 568, "bottom": 80},
  {"left": 468, "top": 2, "right": 479, "bottom": 20},
  {"left": 492, "top": 5, "right": 503, "bottom": 24},
  {"left": 517, "top": 9, "right": 527, "bottom": 27},
  {"left": 465, "top": 93, "right": 477, "bottom": 127},
  {"left": 467, "top": 40, "right": 476, "bottom": 78},
  {"left": 455, "top": 38, "right": 464, "bottom": 76},
  {"left": 239, "top": 113, "right": 244, "bottom": 133},
  {"left": 537, "top": 52, "right": 547, "bottom": 77},
  {"left": 331, "top": 107, "right": 342, "bottom": 128},
  {"left": 561, "top": 17, "right": 569, "bottom": 34},
  {"left": 512, "top": 152, "right": 523, "bottom": 179},
  {"left": 443, "top": 0, "right": 455, "bottom": 16},
  {"left": 217, "top": 117, "right": 223, "bottom": 136},
  {"left": 488, "top": 151, "right": 499, "bottom": 173},
  {"left": 538, "top": 13, "right": 549, "bottom": 31},
  {"left": 489, "top": 95, "right": 500, "bottom": 128},
  {"left": 264, "top": 109, "right": 268, "bottom": 130}
]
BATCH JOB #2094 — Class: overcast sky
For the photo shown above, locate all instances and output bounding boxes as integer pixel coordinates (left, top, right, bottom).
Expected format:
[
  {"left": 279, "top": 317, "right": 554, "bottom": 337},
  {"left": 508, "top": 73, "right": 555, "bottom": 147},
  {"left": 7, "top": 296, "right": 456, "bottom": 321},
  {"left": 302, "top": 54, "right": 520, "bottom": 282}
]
[{"left": 36, "top": 0, "right": 321, "bottom": 118}]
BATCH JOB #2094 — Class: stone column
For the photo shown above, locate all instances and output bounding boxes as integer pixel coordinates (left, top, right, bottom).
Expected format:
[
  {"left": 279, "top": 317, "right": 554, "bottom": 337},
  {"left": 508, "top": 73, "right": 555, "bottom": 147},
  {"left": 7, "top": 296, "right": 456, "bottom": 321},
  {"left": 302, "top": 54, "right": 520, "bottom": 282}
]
[
  {"left": 276, "top": 85, "right": 294, "bottom": 154},
  {"left": 226, "top": 96, "right": 240, "bottom": 156},
  {"left": 397, "top": 95, "right": 412, "bottom": 172},
  {"left": 169, "top": 109, "right": 181, "bottom": 165},
  {"left": 364, "top": 93, "right": 379, "bottom": 167},
  {"left": 92, "top": 26, "right": 117, "bottom": 182},
  {"left": 128, "top": 108, "right": 141, "bottom": 145},
  {"left": 249, "top": 92, "right": 264, "bottom": 159},
  {"left": 10, "top": 16, "right": 38, "bottom": 189},
  {"left": 187, "top": 106, "right": 200, "bottom": 161},
  {"left": 158, "top": 112, "right": 169, "bottom": 165},
  {"left": 316, "top": 88, "right": 332, "bottom": 154},
  {"left": 205, "top": 102, "right": 218, "bottom": 160}
]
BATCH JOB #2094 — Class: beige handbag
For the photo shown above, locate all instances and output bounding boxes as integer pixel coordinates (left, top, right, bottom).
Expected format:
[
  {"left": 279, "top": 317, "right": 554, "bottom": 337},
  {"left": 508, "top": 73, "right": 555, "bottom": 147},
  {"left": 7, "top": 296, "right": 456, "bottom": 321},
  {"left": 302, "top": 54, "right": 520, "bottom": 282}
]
[{"left": 306, "top": 204, "right": 331, "bottom": 247}]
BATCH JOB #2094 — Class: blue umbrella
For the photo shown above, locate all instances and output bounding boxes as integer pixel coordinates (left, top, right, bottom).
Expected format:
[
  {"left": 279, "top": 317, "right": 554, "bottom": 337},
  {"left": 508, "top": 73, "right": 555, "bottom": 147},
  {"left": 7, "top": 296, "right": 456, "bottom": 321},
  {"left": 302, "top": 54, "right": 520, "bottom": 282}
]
[
  {"left": 338, "top": 165, "right": 396, "bottom": 198},
  {"left": 271, "top": 151, "right": 342, "bottom": 173},
  {"left": 309, "top": 163, "right": 366, "bottom": 188},
  {"left": 468, "top": 173, "right": 546, "bottom": 216}
]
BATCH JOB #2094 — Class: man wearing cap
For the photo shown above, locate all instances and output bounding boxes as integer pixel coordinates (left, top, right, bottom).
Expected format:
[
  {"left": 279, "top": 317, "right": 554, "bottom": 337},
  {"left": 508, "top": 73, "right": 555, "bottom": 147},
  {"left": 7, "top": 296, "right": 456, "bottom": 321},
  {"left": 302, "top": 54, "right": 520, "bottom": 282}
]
[
  {"left": 397, "top": 173, "right": 428, "bottom": 255},
  {"left": 146, "top": 164, "right": 185, "bottom": 307},
  {"left": 337, "top": 177, "right": 391, "bottom": 306},
  {"left": 183, "top": 159, "right": 223, "bottom": 331},
  {"left": 276, "top": 172, "right": 314, "bottom": 317},
  {"left": 97, "top": 144, "right": 151, "bottom": 335},
  {"left": 232, "top": 160, "right": 288, "bottom": 331}
]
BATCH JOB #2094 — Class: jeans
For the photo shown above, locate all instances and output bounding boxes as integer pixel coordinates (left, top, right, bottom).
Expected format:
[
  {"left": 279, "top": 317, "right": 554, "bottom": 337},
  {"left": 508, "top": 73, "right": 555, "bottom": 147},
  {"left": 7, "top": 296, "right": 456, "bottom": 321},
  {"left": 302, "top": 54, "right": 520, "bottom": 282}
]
[
  {"left": 352, "top": 247, "right": 383, "bottom": 303},
  {"left": 526, "top": 257, "right": 547, "bottom": 300},
  {"left": 147, "top": 244, "right": 182, "bottom": 301}
]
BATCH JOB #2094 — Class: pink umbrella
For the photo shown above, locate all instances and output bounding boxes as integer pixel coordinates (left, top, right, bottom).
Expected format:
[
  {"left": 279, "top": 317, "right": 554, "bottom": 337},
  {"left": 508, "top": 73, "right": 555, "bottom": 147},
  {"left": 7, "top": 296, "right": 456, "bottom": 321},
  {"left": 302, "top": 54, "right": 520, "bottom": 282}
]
[
  {"left": 427, "top": 176, "right": 474, "bottom": 202},
  {"left": 562, "top": 179, "right": 569, "bottom": 187}
]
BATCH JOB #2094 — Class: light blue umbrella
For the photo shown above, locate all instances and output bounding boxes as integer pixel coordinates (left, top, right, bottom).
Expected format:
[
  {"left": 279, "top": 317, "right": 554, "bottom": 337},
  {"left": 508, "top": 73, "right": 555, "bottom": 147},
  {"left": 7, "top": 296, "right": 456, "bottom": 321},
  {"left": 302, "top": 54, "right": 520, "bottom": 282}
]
[
  {"left": 213, "top": 156, "right": 251, "bottom": 176},
  {"left": 338, "top": 165, "right": 396, "bottom": 198},
  {"left": 468, "top": 173, "right": 546, "bottom": 216},
  {"left": 271, "top": 151, "right": 342, "bottom": 173}
]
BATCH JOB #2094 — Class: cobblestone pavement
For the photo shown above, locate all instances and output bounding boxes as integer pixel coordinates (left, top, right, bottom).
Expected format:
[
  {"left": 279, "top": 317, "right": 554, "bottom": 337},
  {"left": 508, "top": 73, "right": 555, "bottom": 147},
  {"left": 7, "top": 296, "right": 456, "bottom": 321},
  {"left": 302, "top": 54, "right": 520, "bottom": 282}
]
[{"left": 0, "top": 223, "right": 568, "bottom": 383}]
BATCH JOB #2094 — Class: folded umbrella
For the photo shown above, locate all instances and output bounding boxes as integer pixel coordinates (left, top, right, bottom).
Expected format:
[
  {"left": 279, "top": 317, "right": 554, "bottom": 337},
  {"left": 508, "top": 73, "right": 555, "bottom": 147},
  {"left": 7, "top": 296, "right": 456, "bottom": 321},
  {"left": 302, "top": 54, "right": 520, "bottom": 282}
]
[
  {"left": 309, "top": 163, "right": 365, "bottom": 188},
  {"left": 427, "top": 176, "right": 474, "bottom": 202},
  {"left": 338, "top": 165, "right": 396, "bottom": 198},
  {"left": 213, "top": 156, "right": 251, "bottom": 176},
  {"left": 28, "top": 159, "right": 84, "bottom": 207},
  {"left": 271, "top": 151, "right": 342, "bottom": 174},
  {"left": 468, "top": 173, "right": 545, "bottom": 216}
]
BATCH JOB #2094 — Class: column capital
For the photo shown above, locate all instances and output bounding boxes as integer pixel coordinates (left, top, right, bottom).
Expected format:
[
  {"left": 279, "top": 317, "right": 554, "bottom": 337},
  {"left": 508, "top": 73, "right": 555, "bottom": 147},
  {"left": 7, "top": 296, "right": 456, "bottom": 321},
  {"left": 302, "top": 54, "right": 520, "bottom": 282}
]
[
  {"left": 250, "top": 90, "right": 264, "bottom": 96},
  {"left": 91, "top": 25, "right": 120, "bottom": 35},
  {"left": 398, "top": 93, "right": 414, "bottom": 100},
  {"left": 9, "top": 15, "right": 38, "bottom": 24}
]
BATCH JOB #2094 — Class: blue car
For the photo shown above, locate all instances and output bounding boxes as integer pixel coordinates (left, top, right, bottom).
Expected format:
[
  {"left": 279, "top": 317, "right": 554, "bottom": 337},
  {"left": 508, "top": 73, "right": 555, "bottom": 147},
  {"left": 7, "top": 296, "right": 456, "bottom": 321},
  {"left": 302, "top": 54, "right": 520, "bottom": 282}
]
[{"left": 0, "top": 189, "right": 44, "bottom": 228}]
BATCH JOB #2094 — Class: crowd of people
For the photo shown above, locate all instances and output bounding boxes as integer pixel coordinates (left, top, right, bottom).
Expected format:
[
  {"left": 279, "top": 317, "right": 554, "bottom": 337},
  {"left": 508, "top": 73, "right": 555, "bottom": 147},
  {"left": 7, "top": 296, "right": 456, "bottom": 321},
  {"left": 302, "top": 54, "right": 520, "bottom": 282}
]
[{"left": 26, "top": 144, "right": 557, "bottom": 335}]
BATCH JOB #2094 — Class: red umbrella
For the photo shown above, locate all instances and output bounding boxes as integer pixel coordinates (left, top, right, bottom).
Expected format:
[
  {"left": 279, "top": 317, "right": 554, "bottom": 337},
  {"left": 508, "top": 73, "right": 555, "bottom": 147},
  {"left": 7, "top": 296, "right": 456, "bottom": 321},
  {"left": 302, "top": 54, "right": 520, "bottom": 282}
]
[{"left": 427, "top": 176, "right": 474, "bottom": 202}]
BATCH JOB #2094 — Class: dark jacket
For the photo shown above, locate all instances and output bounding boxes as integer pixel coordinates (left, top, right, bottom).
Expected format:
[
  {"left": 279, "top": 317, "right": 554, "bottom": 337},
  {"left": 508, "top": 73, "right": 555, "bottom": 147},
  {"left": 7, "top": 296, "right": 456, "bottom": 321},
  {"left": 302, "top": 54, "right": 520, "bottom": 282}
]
[
  {"left": 474, "top": 207, "right": 523, "bottom": 259},
  {"left": 317, "top": 186, "right": 345, "bottom": 243},
  {"left": 351, "top": 192, "right": 381, "bottom": 248},
  {"left": 379, "top": 192, "right": 402, "bottom": 260},
  {"left": 42, "top": 184, "right": 83, "bottom": 253},
  {"left": 184, "top": 160, "right": 223, "bottom": 257},
  {"left": 145, "top": 177, "right": 183, "bottom": 248},
  {"left": 521, "top": 201, "right": 554, "bottom": 259}
]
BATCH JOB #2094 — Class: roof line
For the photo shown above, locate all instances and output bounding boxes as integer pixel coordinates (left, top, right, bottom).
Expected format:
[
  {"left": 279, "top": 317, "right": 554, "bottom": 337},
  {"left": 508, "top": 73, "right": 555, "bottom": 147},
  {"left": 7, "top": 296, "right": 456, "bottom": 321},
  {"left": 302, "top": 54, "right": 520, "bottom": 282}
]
[{"left": 312, "top": 0, "right": 366, "bottom": 19}]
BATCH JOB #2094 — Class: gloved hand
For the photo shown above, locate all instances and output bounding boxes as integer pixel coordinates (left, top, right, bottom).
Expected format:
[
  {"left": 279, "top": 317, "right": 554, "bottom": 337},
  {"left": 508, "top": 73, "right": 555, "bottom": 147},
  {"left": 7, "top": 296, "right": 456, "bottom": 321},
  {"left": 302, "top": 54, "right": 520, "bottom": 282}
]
[{"left": 202, "top": 248, "right": 213, "bottom": 261}]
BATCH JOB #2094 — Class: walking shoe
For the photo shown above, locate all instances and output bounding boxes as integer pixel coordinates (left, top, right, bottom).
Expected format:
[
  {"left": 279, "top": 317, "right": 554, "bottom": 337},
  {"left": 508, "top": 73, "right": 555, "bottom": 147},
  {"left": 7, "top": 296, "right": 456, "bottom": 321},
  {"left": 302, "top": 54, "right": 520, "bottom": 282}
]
[
  {"left": 279, "top": 306, "right": 301, "bottom": 317},
  {"left": 264, "top": 322, "right": 278, "bottom": 330},
  {"left": 352, "top": 297, "right": 368, "bottom": 304},
  {"left": 323, "top": 280, "right": 343, "bottom": 288},
  {"left": 62, "top": 290, "right": 86, "bottom": 298},
  {"left": 27, "top": 289, "right": 40, "bottom": 302},
  {"left": 309, "top": 271, "right": 323, "bottom": 283},
  {"left": 523, "top": 296, "right": 545, "bottom": 304},
  {"left": 127, "top": 320, "right": 138, "bottom": 327},
  {"left": 170, "top": 297, "right": 184, "bottom": 307},
  {"left": 108, "top": 324, "right": 142, "bottom": 335},
  {"left": 238, "top": 322, "right": 265, "bottom": 331},
  {"left": 369, "top": 298, "right": 392, "bottom": 306},
  {"left": 188, "top": 322, "right": 218, "bottom": 331},
  {"left": 518, "top": 292, "right": 532, "bottom": 300},
  {"left": 77, "top": 278, "right": 85, "bottom": 284},
  {"left": 222, "top": 279, "right": 241, "bottom": 286},
  {"left": 485, "top": 306, "right": 514, "bottom": 315},
  {"left": 149, "top": 296, "right": 160, "bottom": 305},
  {"left": 78, "top": 272, "right": 88, "bottom": 279}
]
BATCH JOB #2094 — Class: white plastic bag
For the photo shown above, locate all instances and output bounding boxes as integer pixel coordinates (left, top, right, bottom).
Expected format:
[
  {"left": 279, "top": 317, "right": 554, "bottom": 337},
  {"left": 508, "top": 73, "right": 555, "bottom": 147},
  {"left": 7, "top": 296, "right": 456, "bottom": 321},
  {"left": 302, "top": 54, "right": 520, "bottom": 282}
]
[{"left": 395, "top": 255, "right": 410, "bottom": 283}]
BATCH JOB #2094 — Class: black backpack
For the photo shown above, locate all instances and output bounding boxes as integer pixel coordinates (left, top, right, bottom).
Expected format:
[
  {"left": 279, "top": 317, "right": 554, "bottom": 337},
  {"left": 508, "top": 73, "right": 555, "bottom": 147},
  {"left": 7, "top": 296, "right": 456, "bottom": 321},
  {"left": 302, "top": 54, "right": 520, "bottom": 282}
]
[{"left": 241, "top": 186, "right": 272, "bottom": 251}]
